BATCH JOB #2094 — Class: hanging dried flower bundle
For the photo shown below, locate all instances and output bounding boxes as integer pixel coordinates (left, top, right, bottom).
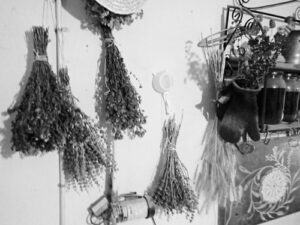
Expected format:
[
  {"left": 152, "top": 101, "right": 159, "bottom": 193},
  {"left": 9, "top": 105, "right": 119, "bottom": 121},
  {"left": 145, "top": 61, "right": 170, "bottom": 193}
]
[
  {"left": 58, "top": 68, "right": 109, "bottom": 191},
  {"left": 83, "top": 0, "right": 147, "bottom": 140},
  {"left": 8, "top": 26, "right": 65, "bottom": 154},
  {"left": 8, "top": 26, "right": 108, "bottom": 190},
  {"left": 101, "top": 25, "right": 146, "bottom": 139},
  {"left": 150, "top": 116, "right": 198, "bottom": 221}
]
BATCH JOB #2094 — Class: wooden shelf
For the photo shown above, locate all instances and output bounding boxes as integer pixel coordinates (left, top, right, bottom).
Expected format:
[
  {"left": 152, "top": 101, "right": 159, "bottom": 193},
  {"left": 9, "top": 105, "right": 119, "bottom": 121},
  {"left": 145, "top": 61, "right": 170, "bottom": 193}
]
[{"left": 273, "top": 62, "right": 300, "bottom": 73}]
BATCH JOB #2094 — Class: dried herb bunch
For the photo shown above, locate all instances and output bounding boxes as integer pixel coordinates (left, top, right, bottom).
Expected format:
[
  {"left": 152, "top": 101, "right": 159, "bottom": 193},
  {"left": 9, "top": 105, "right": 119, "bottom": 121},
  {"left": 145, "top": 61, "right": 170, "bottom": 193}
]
[
  {"left": 151, "top": 116, "right": 198, "bottom": 221},
  {"left": 58, "top": 68, "right": 109, "bottom": 190},
  {"left": 83, "top": 0, "right": 146, "bottom": 140},
  {"left": 194, "top": 119, "right": 239, "bottom": 212},
  {"left": 237, "top": 30, "right": 287, "bottom": 88},
  {"left": 194, "top": 44, "right": 240, "bottom": 211},
  {"left": 84, "top": 0, "right": 143, "bottom": 30},
  {"left": 100, "top": 25, "right": 146, "bottom": 140},
  {"left": 8, "top": 26, "right": 65, "bottom": 154}
]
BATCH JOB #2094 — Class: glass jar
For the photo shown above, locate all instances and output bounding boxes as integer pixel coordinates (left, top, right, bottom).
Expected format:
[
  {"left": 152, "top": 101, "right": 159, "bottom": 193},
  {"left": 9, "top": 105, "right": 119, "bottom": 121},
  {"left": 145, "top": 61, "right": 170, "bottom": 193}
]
[
  {"left": 283, "top": 73, "right": 300, "bottom": 122},
  {"left": 297, "top": 75, "right": 300, "bottom": 118},
  {"left": 258, "top": 71, "right": 286, "bottom": 124}
]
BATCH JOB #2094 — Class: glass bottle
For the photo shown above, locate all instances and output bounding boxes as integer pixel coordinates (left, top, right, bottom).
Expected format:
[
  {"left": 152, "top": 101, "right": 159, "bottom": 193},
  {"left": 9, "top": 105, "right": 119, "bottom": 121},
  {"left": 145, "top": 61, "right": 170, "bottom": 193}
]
[
  {"left": 258, "top": 71, "right": 286, "bottom": 124},
  {"left": 297, "top": 75, "right": 300, "bottom": 119},
  {"left": 283, "top": 73, "right": 300, "bottom": 122}
]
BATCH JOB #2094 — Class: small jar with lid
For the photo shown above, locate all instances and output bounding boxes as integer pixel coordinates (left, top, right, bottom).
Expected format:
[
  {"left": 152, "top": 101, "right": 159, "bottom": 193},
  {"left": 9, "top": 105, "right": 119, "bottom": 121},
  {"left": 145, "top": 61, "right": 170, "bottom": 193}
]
[
  {"left": 283, "top": 73, "right": 300, "bottom": 122},
  {"left": 258, "top": 71, "right": 286, "bottom": 124}
]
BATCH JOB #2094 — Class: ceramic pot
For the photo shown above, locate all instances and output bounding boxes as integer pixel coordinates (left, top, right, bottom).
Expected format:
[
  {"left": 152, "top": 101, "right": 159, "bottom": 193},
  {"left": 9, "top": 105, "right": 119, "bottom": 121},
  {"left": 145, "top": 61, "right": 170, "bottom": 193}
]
[{"left": 283, "top": 30, "right": 300, "bottom": 65}]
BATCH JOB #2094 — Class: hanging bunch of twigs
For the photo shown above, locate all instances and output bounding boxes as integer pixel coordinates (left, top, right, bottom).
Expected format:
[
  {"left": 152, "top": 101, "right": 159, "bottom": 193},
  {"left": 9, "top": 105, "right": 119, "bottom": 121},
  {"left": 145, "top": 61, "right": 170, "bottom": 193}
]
[
  {"left": 150, "top": 116, "right": 198, "bottom": 221},
  {"left": 194, "top": 43, "right": 239, "bottom": 211},
  {"left": 194, "top": 119, "right": 239, "bottom": 211},
  {"left": 58, "top": 68, "right": 109, "bottom": 191},
  {"left": 8, "top": 26, "right": 65, "bottom": 154},
  {"left": 101, "top": 25, "right": 146, "bottom": 140},
  {"left": 83, "top": 0, "right": 147, "bottom": 140}
]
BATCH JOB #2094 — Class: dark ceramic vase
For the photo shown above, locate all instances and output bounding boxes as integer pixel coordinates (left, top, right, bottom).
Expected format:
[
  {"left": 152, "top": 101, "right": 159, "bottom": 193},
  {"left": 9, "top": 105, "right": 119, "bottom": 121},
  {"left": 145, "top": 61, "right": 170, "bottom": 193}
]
[{"left": 283, "top": 30, "right": 300, "bottom": 65}]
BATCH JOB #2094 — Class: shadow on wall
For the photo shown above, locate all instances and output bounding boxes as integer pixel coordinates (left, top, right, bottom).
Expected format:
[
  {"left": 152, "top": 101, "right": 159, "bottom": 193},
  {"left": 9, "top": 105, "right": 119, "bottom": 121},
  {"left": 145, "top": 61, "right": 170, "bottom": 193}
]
[
  {"left": 185, "top": 40, "right": 216, "bottom": 120},
  {"left": 62, "top": 0, "right": 101, "bottom": 35},
  {"left": 0, "top": 30, "right": 34, "bottom": 158},
  {"left": 62, "top": 0, "right": 107, "bottom": 129},
  {"left": 62, "top": 0, "right": 114, "bottom": 197}
]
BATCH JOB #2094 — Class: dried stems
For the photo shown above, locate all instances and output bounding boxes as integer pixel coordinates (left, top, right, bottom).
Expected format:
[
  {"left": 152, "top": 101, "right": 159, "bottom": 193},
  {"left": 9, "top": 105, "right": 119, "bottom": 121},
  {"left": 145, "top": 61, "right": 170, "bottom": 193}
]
[
  {"left": 194, "top": 118, "right": 239, "bottom": 211},
  {"left": 194, "top": 44, "right": 239, "bottom": 210},
  {"left": 58, "top": 68, "right": 109, "bottom": 191},
  {"left": 8, "top": 26, "right": 64, "bottom": 154},
  {"left": 8, "top": 27, "right": 109, "bottom": 190},
  {"left": 151, "top": 116, "right": 198, "bottom": 221},
  {"left": 101, "top": 25, "right": 146, "bottom": 140}
]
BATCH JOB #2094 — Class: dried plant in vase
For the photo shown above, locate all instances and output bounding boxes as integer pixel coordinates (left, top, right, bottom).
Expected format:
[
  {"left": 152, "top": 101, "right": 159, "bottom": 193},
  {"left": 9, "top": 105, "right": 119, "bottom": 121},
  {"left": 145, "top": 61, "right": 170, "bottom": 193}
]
[
  {"left": 8, "top": 26, "right": 65, "bottom": 154},
  {"left": 83, "top": 0, "right": 147, "bottom": 140},
  {"left": 232, "top": 25, "right": 288, "bottom": 89},
  {"left": 150, "top": 116, "right": 198, "bottom": 221},
  {"left": 58, "top": 68, "right": 110, "bottom": 191}
]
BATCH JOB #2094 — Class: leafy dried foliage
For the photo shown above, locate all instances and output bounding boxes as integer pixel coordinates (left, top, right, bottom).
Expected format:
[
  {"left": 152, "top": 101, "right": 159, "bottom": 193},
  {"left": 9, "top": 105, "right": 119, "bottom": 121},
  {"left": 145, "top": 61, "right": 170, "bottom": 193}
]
[
  {"left": 83, "top": 0, "right": 146, "bottom": 140},
  {"left": 100, "top": 25, "right": 146, "bottom": 140},
  {"left": 8, "top": 27, "right": 108, "bottom": 190},
  {"left": 150, "top": 117, "right": 198, "bottom": 221},
  {"left": 8, "top": 27, "right": 64, "bottom": 154},
  {"left": 58, "top": 68, "right": 109, "bottom": 190},
  {"left": 237, "top": 30, "right": 287, "bottom": 89}
]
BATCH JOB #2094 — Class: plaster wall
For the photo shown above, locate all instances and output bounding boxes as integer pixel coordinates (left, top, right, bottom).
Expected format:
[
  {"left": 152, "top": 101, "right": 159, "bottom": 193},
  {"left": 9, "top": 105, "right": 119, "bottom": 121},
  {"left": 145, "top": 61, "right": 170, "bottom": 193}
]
[{"left": 0, "top": 0, "right": 299, "bottom": 225}]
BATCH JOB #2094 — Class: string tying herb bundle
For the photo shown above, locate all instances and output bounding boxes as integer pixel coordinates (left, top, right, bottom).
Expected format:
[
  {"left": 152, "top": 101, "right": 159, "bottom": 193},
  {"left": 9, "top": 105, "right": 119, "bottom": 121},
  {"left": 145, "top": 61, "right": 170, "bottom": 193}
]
[
  {"left": 8, "top": 26, "right": 65, "bottom": 154},
  {"left": 150, "top": 116, "right": 198, "bottom": 221},
  {"left": 194, "top": 43, "right": 239, "bottom": 211},
  {"left": 58, "top": 68, "right": 109, "bottom": 191},
  {"left": 83, "top": 0, "right": 146, "bottom": 140}
]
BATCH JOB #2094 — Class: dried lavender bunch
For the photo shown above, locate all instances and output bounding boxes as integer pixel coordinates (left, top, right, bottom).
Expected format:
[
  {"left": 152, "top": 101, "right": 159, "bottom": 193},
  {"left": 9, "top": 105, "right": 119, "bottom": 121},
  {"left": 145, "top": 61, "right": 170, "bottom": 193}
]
[
  {"left": 58, "top": 68, "right": 109, "bottom": 191},
  {"left": 100, "top": 25, "right": 146, "bottom": 140},
  {"left": 151, "top": 116, "right": 198, "bottom": 221},
  {"left": 8, "top": 27, "right": 65, "bottom": 154},
  {"left": 83, "top": 0, "right": 143, "bottom": 30}
]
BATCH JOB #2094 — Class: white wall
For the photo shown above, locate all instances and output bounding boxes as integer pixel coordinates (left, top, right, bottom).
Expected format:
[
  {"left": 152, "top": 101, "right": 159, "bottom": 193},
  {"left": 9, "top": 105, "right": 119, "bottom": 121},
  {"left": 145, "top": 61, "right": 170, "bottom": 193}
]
[{"left": 0, "top": 0, "right": 299, "bottom": 225}]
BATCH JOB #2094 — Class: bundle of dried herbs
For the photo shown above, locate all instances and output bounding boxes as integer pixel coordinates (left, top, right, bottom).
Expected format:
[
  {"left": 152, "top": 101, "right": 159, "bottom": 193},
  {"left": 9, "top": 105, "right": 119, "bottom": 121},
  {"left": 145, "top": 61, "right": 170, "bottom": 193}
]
[
  {"left": 150, "top": 116, "right": 198, "bottom": 221},
  {"left": 101, "top": 25, "right": 146, "bottom": 140},
  {"left": 194, "top": 43, "right": 240, "bottom": 211},
  {"left": 235, "top": 29, "right": 288, "bottom": 89},
  {"left": 83, "top": 0, "right": 146, "bottom": 140},
  {"left": 58, "top": 68, "right": 109, "bottom": 190},
  {"left": 8, "top": 26, "right": 65, "bottom": 154},
  {"left": 194, "top": 119, "right": 239, "bottom": 212}
]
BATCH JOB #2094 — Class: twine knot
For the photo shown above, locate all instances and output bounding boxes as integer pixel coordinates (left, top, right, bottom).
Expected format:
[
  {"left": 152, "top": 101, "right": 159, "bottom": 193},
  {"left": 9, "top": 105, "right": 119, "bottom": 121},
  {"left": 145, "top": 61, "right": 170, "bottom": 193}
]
[
  {"left": 35, "top": 54, "right": 48, "bottom": 62},
  {"left": 168, "top": 143, "right": 176, "bottom": 151},
  {"left": 104, "top": 38, "right": 114, "bottom": 44}
]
